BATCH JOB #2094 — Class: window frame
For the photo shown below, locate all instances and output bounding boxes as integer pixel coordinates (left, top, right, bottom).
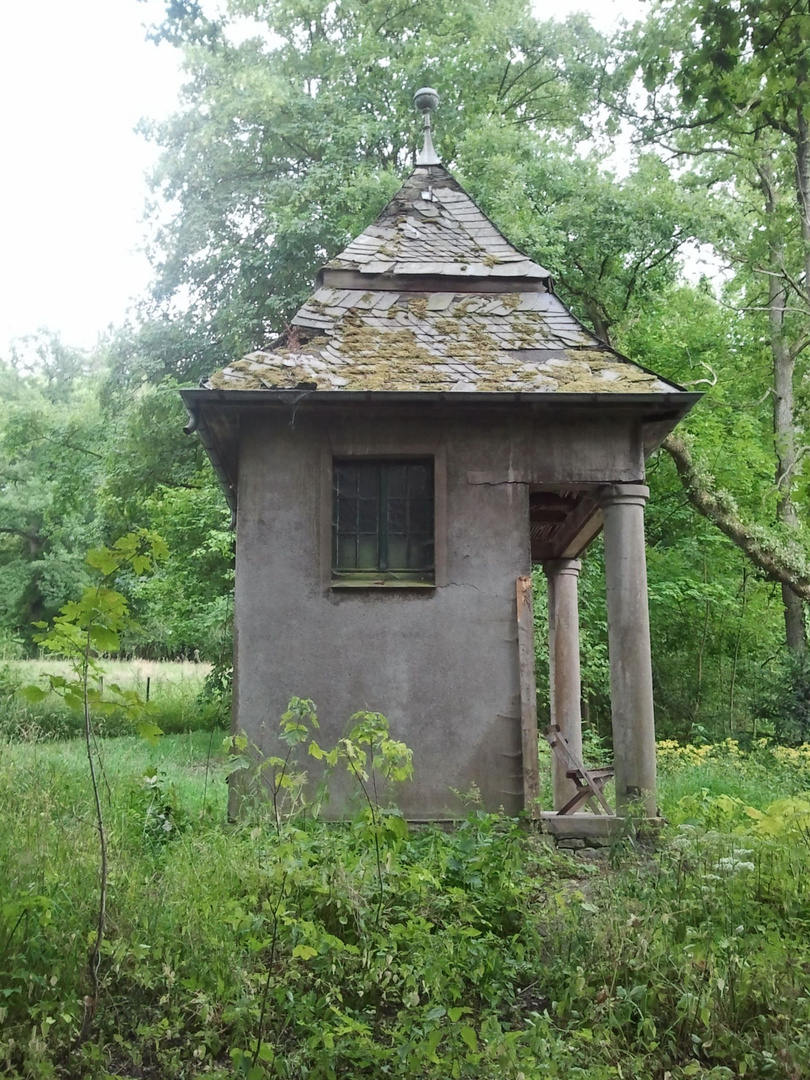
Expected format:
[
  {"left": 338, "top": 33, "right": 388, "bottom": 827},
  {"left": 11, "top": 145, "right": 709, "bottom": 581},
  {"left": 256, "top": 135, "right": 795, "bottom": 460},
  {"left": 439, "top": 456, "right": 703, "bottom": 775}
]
[
  {"left": 321, "top": 444, "right": 446, "bottom": 591},
  {"left": 332, "top": 457, "right": 435, "bottom": 584}
]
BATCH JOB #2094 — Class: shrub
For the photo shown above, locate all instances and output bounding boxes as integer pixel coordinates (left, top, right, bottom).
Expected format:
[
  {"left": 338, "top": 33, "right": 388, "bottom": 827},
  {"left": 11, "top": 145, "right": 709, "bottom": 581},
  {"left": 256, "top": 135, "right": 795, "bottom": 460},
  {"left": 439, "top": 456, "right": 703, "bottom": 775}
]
[{"left": 1, "top": 724, "right": 809, "bottom": 1078}]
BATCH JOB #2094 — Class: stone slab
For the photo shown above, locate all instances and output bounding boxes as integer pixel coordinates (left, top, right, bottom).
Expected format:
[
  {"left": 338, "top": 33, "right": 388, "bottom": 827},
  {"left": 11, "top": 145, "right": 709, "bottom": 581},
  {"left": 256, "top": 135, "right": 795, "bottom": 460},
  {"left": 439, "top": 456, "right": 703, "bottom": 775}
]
[{"left": 539, "top": 812, "right": 667, "bottom": 840}]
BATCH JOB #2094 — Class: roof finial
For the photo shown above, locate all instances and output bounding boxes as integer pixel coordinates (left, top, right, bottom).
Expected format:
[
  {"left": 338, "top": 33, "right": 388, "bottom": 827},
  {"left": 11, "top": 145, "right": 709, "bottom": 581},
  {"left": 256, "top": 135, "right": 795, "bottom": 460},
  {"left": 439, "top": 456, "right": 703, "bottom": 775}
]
[{"left": 414, "top": 87, "right": 441, "bottom": 166}]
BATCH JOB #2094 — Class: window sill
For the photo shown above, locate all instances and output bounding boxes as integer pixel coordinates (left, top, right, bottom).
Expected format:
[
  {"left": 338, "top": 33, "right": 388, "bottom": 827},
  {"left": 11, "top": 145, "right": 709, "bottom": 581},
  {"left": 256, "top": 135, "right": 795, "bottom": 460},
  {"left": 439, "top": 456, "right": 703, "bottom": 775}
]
[{"left": 331, "top": 578, "right": 436, "bottom": 590}]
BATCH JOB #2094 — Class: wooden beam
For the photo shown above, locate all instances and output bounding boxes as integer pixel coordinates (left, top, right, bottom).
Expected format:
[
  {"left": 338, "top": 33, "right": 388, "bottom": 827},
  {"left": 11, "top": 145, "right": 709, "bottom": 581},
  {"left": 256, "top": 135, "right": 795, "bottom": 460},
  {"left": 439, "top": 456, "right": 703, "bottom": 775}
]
[
  {"left": 516, "top": 575, "right": 540, "bottom": 818},
  {"left": 320, "top": 269, "right": 548, "bottom": 294}
]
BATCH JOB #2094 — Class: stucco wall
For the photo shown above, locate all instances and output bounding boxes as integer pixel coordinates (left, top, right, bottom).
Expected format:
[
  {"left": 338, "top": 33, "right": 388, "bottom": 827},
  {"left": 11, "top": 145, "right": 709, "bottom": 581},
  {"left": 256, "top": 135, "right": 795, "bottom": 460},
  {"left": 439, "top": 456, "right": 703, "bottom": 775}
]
[{"left": 231, "top": 405, "right": 643, "bottom": 819}]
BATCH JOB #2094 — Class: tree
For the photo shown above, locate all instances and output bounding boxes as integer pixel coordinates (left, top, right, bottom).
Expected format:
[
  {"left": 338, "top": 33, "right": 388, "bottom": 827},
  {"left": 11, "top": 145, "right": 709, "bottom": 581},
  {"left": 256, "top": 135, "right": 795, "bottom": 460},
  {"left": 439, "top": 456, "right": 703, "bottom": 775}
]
[
  {"left": 96, "top": 380, "right": 233, "bottom": 658},
  {"left": 455, "top": 121, "right": 707, "bottom": 343},
  {"left": 121, "top": 0, "right": 613, "bottom": 385},
  {"left": 625, "top": 0, "right": 810, "bottom": 654},
  {"left": 0, "top": 341, "right": 105, "bottom": 640},
  {"left": 0, "top": 342, "right": 232, "bottom": 660},
  {"left": 564, "top": 282, "right": 792, "bottom": 739},
  {"left": 23, "top": 532, "right": 167, "bottom": 1016}
]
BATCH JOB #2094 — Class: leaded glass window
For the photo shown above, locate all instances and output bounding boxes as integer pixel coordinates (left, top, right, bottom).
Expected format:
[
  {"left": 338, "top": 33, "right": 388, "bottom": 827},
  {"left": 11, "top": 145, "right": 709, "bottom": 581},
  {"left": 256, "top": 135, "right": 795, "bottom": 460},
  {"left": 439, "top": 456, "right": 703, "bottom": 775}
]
[{"left": 332, "top": 459, "right": 434, "bottom": 582}]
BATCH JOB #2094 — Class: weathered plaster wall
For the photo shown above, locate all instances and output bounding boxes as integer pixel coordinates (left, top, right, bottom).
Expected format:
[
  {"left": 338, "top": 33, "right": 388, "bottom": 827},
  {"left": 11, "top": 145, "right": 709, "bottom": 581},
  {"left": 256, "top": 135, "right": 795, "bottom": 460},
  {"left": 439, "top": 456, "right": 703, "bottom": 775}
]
[{"left": 232, "top": 405, "right": 643, "bottom": 819}]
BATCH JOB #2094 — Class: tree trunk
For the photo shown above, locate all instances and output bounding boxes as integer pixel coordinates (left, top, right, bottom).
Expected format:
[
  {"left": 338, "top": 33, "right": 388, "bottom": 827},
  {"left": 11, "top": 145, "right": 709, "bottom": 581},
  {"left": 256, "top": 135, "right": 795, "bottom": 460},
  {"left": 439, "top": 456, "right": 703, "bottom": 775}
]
[
  {"left": 763, "top": 158, "right": 806, "bottom": 655},
  {"left": 770, "top": 276, "right": 805, "bottom": 653},
  {"left": 586, "top": 302, "right": 612, "bottom": 345},
  {"left": 785, "top": 104, "right": 810, "bottom": 656},
  {"left": 782, "top": 584, "right": 806, "bottom": 654},
  {"left": 796, "top": 107, "right": 810, "bottom": 308}
]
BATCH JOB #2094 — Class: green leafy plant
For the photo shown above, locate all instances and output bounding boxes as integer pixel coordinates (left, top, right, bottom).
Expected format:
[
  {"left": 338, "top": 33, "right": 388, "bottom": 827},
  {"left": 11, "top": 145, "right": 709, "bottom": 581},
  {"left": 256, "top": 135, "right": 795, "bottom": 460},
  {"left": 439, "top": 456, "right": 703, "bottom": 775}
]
[
  {"left": 331, "top": 711, "right": 414, "bottom": 925},
  {"left": 226, "top": 695, "right": 321, "bottom": 829},
  {"left": 21, "top": 530, "right": 167, "bottom": 1017},
  {"left": 126, "top": 768, "right": 186, "bottom": 850},
  {"left": 4, "top": 732, "right": 810, "bottom": 1077}
]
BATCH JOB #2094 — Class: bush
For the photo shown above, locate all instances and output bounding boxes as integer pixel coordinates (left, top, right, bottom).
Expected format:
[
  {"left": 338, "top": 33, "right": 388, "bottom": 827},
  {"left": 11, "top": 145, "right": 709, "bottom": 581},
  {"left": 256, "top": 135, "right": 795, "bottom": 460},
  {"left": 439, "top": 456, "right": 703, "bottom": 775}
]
[
  {"left": 1, "top": 723, "right": 810, "bottom": 1078},
  {"left": 755, "top": 651, "right": 810, "bottom": 743}
]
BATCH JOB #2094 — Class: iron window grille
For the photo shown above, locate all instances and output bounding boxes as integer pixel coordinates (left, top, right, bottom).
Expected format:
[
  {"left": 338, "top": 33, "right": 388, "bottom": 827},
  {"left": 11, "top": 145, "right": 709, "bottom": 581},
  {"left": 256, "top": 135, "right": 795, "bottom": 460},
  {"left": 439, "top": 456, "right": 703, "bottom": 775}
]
[{"left": 332, "top": 458, "right": 435, "bottom": 583}]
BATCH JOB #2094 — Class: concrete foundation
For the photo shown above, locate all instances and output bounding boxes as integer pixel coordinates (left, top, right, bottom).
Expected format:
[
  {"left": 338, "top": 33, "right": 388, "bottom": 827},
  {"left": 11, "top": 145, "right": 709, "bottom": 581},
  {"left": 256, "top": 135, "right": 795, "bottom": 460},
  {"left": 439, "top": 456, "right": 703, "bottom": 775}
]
[{"left": 540, "top": 811, "right": 666, "bottom": 844}]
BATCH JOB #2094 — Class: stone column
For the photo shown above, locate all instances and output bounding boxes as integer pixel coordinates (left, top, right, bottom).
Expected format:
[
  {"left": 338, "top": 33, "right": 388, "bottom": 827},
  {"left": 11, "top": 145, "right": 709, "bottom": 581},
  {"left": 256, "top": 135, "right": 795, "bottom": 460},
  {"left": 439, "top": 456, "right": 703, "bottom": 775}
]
[
  {"left": 544, "top": 559, "right": 583, "bottom": 811},
  {"left": 598, "top": 484, "right": 657, "bottom": 817}
]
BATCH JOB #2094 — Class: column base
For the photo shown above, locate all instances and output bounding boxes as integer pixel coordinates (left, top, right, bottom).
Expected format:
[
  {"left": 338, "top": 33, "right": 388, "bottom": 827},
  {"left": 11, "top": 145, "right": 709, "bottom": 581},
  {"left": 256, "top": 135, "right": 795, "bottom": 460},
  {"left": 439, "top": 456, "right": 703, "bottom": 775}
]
[{"left": 539, "top": 811, "right": 666, "bottom": 844}]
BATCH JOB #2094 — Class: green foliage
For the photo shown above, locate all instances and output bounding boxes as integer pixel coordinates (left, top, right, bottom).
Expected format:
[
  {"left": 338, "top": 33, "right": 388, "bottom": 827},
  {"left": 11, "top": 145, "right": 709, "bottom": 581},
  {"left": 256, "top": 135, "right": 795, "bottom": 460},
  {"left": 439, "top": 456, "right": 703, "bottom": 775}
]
[
  {"left": 125, "top": 767, "right": 190, "bottom": 849},
  {"left": 0, "top": 351, "right": 235, "bottom": 663},
  {"left": 754, "top": 652, "right": 810, "bottom": 744},
  {"left": 18, "top": 531, "right": 172, "bottom": 1016},
  {"left": 2, "top": 732, "right": 810, "bottom": 1077},
  {"left": 0, "top": 339, "right": 106, "bottom": 643},
  {"left": 227, "top": 696, "right": 322, "bottom": 823},
  {"left": 459, "top": 130, "right": 708, "bottom": 342},
  {"left": 97, "top": 379, "right": 235, "bottom": 659},
  {"left": 27, "top": 531, "right": 169, "bottom": 740},
  {"left": 624, "top": 0, "right": 810, "bottom": 656},
  {"left": 0, "top": 659, "right": 226, "bottom": 742},
  {"left": 527, "top": 279, "right": 797, "bottom": 745},
  {"left": 119, "top": 0, "right": 614, "bottom": 381}
]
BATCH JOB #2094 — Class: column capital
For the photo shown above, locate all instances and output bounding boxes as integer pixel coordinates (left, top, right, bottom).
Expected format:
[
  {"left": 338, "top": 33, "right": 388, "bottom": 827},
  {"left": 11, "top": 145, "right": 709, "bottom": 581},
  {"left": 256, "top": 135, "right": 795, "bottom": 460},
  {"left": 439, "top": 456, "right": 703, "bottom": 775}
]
[
  {"left": 543, "top": 558, "right": 582, "bottom": 579},
  {"left": 598, "top": 483, "right": 649, "bottom": 509}
]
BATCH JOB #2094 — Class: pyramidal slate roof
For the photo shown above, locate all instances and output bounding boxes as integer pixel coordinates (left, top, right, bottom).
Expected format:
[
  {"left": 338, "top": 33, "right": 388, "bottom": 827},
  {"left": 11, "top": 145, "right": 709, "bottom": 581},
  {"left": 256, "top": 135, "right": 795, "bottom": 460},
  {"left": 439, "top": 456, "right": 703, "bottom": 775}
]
[{"left": 205, "top": 163, "right": 683, "bottom": 396}]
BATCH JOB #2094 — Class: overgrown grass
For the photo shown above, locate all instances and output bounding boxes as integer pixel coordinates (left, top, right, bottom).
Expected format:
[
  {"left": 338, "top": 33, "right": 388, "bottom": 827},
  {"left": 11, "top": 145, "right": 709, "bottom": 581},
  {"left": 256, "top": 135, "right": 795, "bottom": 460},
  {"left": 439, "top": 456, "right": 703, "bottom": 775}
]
[
  {"left": 657, "top": 737, "right": 810, "bottom": 811},
  {"left": 0, "top": 660, "right": 226, "bottom": 740},
  {"left": 1, "top": 733, "right": 809, "bottom": 1079},
  {"left": 538, "top": 734, "right": 809, "bottom": 816}
]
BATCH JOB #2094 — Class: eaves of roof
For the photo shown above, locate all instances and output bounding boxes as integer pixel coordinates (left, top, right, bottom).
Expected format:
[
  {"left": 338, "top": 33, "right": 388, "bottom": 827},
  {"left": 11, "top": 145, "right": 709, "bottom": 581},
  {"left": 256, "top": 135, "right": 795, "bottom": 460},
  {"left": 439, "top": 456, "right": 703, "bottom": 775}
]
[{"left": 181, "top": 387, "right": 702, "bottom": 520}]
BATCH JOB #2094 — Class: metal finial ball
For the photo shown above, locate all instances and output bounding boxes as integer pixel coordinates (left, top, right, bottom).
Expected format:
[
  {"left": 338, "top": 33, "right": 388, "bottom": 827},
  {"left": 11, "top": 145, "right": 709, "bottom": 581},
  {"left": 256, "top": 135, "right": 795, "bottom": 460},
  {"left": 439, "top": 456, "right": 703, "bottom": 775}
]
[{"left": 414, "top": 87, "right": 439, "bottom": 113}]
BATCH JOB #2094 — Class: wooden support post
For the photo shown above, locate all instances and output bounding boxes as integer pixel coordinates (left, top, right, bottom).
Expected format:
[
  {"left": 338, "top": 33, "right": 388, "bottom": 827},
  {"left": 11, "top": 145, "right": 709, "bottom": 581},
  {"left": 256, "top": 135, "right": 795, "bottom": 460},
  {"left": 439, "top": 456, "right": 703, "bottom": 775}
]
[{"left": 516, "top": 575, "right": 540, "bottom": 818}]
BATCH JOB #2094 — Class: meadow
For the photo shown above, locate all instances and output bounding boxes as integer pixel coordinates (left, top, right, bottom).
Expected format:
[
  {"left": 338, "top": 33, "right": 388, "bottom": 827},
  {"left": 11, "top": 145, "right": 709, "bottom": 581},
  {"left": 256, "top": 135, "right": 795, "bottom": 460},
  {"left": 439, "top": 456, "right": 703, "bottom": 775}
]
[
  {"left": 0, "top": 659, "right": 224, "bottom": 741},
  {"left": 1, "top": 714, "right": 809, "bottom": 1080}
]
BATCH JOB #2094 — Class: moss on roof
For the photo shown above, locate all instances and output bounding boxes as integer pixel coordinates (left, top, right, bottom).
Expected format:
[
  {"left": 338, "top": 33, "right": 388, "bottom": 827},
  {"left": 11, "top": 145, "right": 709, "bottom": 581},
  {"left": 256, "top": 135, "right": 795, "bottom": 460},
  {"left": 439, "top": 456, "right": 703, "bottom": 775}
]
[{"left": 202, "top": 165, "right": 684, "bottom": 398}]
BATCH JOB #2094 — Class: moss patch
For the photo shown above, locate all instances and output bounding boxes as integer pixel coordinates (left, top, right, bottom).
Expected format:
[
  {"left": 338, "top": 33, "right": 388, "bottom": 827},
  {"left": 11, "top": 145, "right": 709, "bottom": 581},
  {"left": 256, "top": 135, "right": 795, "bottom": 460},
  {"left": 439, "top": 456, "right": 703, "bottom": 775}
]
[
  {"left": 407, "top": 297, "right": 428, "bottom": 320},
  {"left": 205, "top": 309, "right": 664, "bottom": 396}
]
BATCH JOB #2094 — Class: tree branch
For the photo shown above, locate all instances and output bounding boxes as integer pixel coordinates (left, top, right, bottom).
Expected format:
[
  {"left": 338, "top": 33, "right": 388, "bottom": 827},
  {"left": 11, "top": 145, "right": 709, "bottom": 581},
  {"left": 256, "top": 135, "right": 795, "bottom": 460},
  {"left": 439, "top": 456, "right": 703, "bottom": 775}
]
[
  {"left": 0, "top": 525, "right": 42, "bottom": 545},
  {"left": 663, "top": 434, "right": 810, "bottom": 602}
]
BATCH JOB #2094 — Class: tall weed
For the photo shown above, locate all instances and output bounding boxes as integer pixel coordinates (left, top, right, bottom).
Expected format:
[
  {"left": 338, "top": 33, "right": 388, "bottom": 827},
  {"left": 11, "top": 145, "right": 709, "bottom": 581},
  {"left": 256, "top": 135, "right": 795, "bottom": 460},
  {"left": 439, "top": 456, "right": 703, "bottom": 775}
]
[{"left": 0, "top": 729, "right": 808, "bottom": 1078}]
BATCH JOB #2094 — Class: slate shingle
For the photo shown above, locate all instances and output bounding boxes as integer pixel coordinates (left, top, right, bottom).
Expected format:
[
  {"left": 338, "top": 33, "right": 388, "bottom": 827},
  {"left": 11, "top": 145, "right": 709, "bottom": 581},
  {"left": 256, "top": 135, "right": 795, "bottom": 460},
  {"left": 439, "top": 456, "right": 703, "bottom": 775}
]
[
  {"left": 206, "top": 290, "right": 680, "bottom": 394},
  {"left": 324, "top": 165, "right": 551, "bottom": 281},
  {"left": 204, "top": 163, "right": 685, "bottom": 397}
]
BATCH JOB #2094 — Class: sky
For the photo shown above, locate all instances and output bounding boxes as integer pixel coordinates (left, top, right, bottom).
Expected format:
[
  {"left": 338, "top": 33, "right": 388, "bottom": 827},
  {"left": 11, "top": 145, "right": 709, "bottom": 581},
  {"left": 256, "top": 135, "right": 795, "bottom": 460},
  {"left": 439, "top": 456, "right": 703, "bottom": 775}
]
[{"left": 0, "top": 0, "right": 647, "bottom": 356}]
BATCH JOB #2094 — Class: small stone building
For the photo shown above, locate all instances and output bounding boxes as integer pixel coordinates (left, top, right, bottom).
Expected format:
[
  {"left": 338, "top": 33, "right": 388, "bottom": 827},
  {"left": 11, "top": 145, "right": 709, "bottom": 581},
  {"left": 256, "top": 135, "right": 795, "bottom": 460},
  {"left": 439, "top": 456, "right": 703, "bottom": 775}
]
[{"left": 182, "top": 95, "right": 698, "bottom": 823}]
